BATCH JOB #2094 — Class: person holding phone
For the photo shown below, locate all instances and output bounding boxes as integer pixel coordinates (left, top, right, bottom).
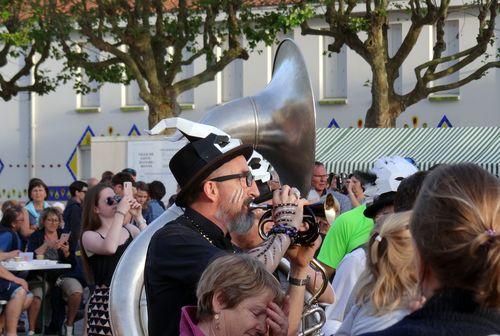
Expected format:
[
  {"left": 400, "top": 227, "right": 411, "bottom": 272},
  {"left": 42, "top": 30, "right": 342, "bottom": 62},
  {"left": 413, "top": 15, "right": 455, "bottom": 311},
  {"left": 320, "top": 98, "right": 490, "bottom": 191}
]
[
  {"left": 110, "top": 174, "right": 148, "bottom": 229},
  {"left": 81, "top": 183, "right": 145, "bottom": 336},
  {"left": 26, "top": 207, "right": 84, "bottom": 336}
]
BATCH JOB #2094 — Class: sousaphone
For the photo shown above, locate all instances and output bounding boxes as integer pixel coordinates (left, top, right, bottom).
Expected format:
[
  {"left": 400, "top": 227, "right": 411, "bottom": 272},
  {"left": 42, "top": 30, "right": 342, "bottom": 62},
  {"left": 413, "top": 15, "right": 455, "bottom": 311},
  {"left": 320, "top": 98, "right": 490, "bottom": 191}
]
[{"left": 109, "top": 39, "right": 317, "bottom": 335}]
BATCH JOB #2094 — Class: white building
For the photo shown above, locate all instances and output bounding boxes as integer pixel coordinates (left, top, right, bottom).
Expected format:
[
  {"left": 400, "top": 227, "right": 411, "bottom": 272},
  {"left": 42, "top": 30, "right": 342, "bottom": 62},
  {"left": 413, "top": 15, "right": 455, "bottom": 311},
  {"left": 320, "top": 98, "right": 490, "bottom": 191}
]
[{"left": 0, "top": 7, "right": 499, "bottom": 202}]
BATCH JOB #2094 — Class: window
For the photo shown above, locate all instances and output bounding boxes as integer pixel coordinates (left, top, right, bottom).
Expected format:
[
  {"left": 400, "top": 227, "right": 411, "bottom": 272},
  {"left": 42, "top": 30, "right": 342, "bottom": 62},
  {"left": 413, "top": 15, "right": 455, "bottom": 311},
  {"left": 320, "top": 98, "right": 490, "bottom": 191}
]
[
  {"left": 176, "top": 53, "right": 195, "bottom": 105},
  {"left": 125, "top": 80, "right": 143, "bottom": 106},
  {"left": 320, "top": 36, "right": 347, "bottom": 99},
  {"left": 221, "top": 39, "right": 243, "bottom": 102},
  {"left": 388, "top": 23, "right": 403, "bottom": 94},
  {"left": 78, "top": 45, "right": 100, "bottom": 108},
  {"left": 433, "top": 20, "right": 460, "bottom": 95}
]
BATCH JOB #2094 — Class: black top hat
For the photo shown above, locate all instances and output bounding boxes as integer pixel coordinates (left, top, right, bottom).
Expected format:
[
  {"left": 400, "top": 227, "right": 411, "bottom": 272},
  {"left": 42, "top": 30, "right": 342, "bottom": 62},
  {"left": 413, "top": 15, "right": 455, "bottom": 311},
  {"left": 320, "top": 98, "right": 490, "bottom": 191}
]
[
  {"left": 363, "top": 191, "right": 396, "bottom": 219},
  {"left": 170, "top": 133, "right": 253, "bottom": 207}
]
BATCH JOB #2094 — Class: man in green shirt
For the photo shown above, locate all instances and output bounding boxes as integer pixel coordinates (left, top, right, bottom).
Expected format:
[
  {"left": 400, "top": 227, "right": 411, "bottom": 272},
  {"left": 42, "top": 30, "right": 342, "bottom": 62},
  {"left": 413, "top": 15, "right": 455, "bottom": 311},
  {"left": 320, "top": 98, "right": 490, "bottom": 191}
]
[{"left": 317, "top": 204, "right": 374, "bottom": 279}]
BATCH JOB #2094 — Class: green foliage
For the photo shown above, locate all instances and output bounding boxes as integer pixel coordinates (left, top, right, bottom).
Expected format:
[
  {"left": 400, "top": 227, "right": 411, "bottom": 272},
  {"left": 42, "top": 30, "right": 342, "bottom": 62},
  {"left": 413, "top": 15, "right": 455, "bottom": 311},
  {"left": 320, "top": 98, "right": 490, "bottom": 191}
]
[
  {"left": 0, "top": 0, "right": 61, "bottom": 100},
  {"left": 347, "top": 17, "right": 371, "bottom": 32},
  {"left": 53, "top": 0, "right": 309, "bottom": 119}
]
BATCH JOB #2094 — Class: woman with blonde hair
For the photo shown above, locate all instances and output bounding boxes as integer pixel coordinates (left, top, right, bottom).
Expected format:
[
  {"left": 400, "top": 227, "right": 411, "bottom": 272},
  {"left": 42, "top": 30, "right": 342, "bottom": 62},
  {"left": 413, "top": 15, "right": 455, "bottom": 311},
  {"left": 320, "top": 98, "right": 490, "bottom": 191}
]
[
  {"left": 361, "top": 163, "right": 500, "bottom": 336},
  {"left": 336, "top": 211, "right": 419, "bottom": 335},
  {"left": 180, "top": 254, "right": 289, "bottom": 336}
]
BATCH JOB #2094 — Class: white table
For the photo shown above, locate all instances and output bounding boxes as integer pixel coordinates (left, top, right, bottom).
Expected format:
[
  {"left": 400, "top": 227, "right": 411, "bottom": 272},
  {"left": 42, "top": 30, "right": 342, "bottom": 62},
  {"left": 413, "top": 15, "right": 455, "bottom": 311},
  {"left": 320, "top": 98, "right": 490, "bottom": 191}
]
[
  {"left": 1, "top": 260, "right": 71, "bottom": 272},
  {"left": 1, "top": 260, "right": 71, "bottom": 335}
]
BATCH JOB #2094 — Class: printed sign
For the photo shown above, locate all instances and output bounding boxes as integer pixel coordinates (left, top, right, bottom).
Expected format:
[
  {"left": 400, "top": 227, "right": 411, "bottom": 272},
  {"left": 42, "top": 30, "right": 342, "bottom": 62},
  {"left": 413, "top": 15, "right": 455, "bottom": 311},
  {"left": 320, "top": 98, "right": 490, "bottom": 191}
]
[{"left": 127, "top": 140, "right": 186, "bottom": 200}]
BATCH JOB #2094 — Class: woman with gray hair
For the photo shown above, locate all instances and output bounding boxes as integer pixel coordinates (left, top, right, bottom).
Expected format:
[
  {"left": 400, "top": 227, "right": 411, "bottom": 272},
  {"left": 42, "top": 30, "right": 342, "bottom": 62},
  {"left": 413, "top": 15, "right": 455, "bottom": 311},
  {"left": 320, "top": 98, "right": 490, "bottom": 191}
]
[
  {"left": 180, "top": 254, "right": 289, "bottom": 336},
  {"left": 26, "top": 207, "right": 83, "bottom": 336}
]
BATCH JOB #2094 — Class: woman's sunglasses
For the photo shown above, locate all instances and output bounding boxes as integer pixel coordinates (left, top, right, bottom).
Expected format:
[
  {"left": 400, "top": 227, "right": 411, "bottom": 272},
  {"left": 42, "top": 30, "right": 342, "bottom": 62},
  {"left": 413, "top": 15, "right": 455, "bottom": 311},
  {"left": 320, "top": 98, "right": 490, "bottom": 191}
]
[{"left": 106, "top": 195, "right": 122, "bottom": 206}]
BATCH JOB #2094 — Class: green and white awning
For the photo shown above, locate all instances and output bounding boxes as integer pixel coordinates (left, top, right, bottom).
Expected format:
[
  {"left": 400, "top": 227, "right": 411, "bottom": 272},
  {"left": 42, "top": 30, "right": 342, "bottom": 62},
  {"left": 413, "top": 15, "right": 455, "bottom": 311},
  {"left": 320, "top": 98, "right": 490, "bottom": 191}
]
[{"left": 316, "top": 127, "right": 500, "bottom": 177}]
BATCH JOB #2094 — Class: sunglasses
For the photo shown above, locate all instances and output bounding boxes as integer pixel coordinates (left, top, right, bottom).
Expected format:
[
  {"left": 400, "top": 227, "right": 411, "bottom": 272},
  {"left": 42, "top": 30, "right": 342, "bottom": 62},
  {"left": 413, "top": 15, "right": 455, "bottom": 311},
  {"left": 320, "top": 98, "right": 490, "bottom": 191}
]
[
  {"left": 106, "top": 195, "right": 122, "bottom": 206},
  {"left": 209, "top": 171, "right": 255, "bottom": 187}
]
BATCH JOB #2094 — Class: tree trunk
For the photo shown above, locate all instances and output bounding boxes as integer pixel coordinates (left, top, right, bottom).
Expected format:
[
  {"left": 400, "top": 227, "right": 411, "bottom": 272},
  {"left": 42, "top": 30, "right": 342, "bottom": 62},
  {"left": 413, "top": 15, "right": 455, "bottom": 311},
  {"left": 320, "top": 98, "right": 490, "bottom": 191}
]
[
  {"left": 147, "top": 100, "right": 181, "bottom": 129},
  {"left": 365, "top": 54, "right": 396, "bottom": 127},
  {"left": 148, "top": 93, "right": 181, "bottom": 129}
]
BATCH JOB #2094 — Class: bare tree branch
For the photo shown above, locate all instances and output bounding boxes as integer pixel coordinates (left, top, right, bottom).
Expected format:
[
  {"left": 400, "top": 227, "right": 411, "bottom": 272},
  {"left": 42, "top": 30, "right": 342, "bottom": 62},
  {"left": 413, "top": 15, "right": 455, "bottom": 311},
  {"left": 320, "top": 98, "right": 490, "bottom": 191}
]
[
  {"left": 173, "top": 46, "right": 247, "bottom": 93},
  {"left": 428, "top": 60, "right": 500, "bottom": 93}
]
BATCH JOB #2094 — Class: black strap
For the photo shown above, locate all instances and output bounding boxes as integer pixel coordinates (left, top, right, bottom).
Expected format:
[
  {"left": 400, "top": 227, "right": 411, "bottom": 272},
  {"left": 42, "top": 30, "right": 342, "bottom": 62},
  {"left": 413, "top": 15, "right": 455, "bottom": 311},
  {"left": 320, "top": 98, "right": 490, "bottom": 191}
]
[{"left": 96, "top": 226, "right": 132, "bottom": 240}]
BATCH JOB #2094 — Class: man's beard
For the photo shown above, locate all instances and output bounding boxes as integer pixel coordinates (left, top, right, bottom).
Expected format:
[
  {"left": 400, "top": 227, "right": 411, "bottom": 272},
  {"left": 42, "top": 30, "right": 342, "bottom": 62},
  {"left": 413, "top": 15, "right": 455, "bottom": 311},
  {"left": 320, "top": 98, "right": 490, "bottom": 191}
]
[{"left": 216, "top": 202, "right": 254, "bottom": 234}]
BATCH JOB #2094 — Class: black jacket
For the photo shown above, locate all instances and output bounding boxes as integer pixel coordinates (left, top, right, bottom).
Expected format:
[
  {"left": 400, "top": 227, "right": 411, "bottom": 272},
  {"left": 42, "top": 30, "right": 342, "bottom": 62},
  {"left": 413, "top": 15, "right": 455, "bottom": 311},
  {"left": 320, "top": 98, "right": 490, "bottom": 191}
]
[
  {"left": 62, "top": 198, "right": 83, "bottom": 250},
  {"left": 144, "top": 208, "right": 237, "bottom": 336},
  {"left": 27, "top": 228, "right": 82, "bottom": 283},
  {"left": 361, "top": 288, "right": 500, "bottom": 336}
]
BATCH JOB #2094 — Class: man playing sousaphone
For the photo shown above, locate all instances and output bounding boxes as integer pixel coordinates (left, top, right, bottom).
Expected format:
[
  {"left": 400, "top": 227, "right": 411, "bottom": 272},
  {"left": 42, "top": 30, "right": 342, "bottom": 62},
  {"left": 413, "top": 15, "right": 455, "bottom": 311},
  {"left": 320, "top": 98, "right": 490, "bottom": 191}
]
[{"left": 144, "top": 125, "right": 320, "bottom": 335}]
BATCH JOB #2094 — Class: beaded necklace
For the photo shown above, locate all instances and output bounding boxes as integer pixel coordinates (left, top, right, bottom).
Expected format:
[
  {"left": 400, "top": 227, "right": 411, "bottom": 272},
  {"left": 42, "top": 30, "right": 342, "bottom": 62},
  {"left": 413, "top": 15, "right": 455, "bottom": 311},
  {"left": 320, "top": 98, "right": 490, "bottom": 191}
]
[
  {"left": 184, "top": 214, "right": 215, "bottom": 245},
  {"left": 183, "top": 214, "right": 236, "bottom": 254}
]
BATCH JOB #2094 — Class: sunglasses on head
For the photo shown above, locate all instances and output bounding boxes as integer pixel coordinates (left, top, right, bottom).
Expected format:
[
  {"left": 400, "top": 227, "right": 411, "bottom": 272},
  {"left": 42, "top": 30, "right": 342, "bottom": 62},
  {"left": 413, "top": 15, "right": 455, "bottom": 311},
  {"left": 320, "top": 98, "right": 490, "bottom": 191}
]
[
  {"left": 209, "top": 171, "right": 255, "bottom": 187},
  {"left": 106, "top": 195, "right": 122, "bottom": 206}
]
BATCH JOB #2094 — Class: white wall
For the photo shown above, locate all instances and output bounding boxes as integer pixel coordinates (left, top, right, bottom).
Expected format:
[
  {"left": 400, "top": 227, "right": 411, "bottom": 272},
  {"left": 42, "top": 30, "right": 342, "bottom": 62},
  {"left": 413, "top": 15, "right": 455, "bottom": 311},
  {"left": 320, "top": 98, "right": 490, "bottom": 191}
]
[{"left": 0, "top": 8, "right": 498, "bottom": 201}]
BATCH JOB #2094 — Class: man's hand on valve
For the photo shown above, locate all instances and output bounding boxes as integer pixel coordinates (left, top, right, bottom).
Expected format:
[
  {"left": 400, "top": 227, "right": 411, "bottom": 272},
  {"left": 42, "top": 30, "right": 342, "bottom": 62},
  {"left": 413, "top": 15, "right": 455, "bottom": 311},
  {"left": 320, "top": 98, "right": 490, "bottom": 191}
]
[{"left": 272, "top": 185, "right": 307, "bottom": 230}]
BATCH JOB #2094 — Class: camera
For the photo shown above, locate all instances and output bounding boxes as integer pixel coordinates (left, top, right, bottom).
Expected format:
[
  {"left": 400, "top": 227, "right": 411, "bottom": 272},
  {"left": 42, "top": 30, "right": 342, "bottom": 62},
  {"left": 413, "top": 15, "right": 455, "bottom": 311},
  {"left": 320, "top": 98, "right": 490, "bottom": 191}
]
[
  {"left": 106, "top": 195, "right": 122, "bottom": 206},
  {"left": 337, "top": 173, "right": 349, "bottom": 194}
]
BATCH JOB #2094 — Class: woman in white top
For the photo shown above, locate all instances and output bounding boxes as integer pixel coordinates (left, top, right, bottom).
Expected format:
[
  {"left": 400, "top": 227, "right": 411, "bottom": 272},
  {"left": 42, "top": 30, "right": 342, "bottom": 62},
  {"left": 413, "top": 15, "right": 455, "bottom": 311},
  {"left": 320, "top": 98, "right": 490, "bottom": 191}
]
[{"left": 335, "top": 211, "right": 420, "bottom": 336}]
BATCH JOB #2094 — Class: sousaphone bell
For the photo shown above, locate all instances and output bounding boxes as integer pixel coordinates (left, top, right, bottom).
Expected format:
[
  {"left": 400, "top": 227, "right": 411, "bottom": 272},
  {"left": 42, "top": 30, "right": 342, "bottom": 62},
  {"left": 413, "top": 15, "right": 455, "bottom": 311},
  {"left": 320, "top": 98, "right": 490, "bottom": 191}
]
[{"left": 109, "top": 39, "right": 318, "bottom": 336}]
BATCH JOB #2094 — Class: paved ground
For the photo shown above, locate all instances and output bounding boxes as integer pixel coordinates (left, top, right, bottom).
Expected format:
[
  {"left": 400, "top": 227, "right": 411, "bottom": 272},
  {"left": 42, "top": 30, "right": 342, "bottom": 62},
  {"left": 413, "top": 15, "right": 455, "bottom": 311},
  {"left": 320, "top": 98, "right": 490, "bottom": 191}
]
[{"left": 17, "top": 312, "right": 84, "bottom": 335}]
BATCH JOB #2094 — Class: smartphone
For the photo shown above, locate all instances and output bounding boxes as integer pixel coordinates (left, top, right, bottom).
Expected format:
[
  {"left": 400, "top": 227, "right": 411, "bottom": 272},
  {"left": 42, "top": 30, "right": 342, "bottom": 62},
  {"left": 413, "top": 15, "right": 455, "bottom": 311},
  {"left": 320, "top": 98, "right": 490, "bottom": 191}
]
[
  {"left": 60, "top": 233, "right": 70, "bottom": 244},
  {"left": 124, "top": 181, "right": 133, "bottom": 197}
]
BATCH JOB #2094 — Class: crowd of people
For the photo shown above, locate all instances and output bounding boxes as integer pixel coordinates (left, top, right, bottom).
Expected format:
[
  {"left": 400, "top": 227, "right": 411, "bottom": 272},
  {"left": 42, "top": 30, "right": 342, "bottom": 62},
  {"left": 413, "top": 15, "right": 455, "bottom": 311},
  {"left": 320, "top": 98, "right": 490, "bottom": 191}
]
[
  {"left": 0, "top": 131, "right": 498, "bottom": 336},
  {"left": 0, "top": 170, "right": 167, "bottom": 335}
]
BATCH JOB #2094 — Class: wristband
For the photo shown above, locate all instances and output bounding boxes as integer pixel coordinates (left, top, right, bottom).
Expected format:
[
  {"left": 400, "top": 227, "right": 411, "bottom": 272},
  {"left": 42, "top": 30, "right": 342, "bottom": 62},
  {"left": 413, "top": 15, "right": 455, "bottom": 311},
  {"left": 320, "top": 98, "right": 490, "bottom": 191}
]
[
  {"left": 289, "top": 275, "right": 310, "bottom": 286},
  {"left": 268, "top": 224, "right": 298, "bottom": 242},
  {"left": 116, "top": 210, "right": 127, "bottom": 217}
]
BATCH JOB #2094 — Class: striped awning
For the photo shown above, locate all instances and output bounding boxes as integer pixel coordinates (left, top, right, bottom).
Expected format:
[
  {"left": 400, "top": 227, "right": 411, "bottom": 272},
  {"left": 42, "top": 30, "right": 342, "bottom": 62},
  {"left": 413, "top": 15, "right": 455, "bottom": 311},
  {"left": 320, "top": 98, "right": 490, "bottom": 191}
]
[{"left": 316, "top": 127, "right": 500, "bottom": 177}]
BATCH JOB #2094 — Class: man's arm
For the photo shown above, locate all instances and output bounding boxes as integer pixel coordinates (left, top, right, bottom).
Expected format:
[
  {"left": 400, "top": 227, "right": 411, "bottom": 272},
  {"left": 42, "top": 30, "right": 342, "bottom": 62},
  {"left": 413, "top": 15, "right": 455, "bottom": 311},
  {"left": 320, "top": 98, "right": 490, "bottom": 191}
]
[
  {"left": 317, "top": 213, "right": 350, "bottom": 279},
  {"left": 285, "top": 237, "right": 321, "bottom": 336},
  {"left": 318, "top": 259, "right": 335, "bottom": 282},
  {"left": 246, "top": 234, "right": 291, "bottom": 273}
]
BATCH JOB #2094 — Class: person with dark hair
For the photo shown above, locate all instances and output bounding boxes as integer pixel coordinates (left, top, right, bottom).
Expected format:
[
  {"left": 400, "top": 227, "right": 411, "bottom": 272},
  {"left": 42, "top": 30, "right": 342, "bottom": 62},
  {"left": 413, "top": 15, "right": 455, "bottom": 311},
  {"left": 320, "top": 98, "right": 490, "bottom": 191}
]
[
  {"left": 0, "top": 206, "right": 24, "bottom": 255},
  {"left": 63, "top": 181, "right": 88, "bottom": 249},
  {"left": 135, "top": 182, "right": 164, "bottom": 224},
  {"left": 393, "top": 171, "right": 428, "bottom": 213},
  {"left": 148, "top": 180, "right": 167, "bottom": 210},
  {"left": 134, "top": 181, "right": 149, "bottom": 210},
  {"left": 111, "top": 172, "right": 135, "bottom": 197},
  {"left": 110, "top": 172, "right": 141, "bottom": 226},
  {"left": 1, "top": 200, "right": 20, "bottom": 213},
  {"left": 100, "top": 171, "right": 114, "bottom": 184},
  {"left": 24, "top": 178, "right": 50, "bottom": 229},
  {"left": 362, "top": 163, "right": 500, "bottom": 336},
  {"left": 80, "top": 183, "right": 145, "bottom": 336},
  {"left": 346, "top": 171, "right": 376, "bottom": 208},
  {"left": 121, "top": 168, "right": 137, "bottom": 181},
  {"left": 145, "top": 134, "right": 309, "bottom": 336}
]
